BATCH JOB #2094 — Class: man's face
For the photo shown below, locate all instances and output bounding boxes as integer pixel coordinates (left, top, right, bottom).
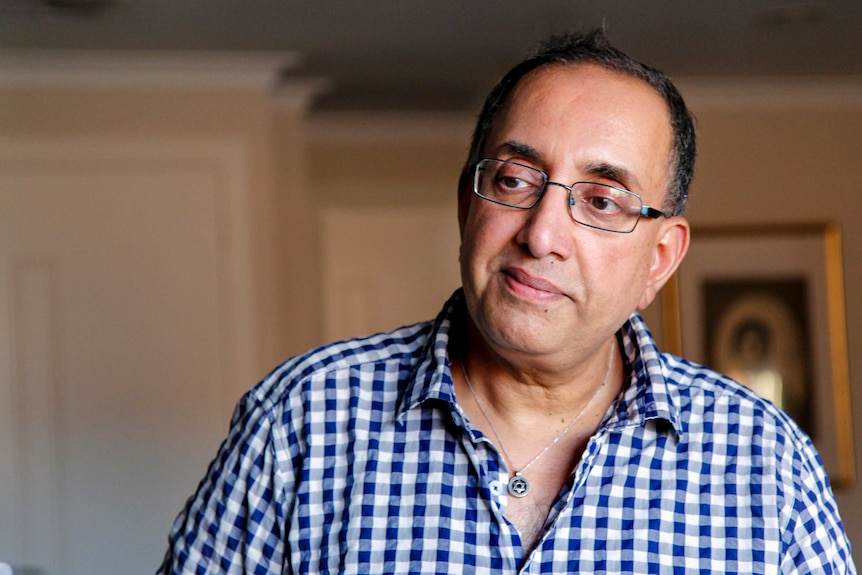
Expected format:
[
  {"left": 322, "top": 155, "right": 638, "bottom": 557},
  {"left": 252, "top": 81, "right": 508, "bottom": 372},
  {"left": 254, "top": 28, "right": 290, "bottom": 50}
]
[{"left": 458, "top": 63, "right": 688, "bottom": 367}]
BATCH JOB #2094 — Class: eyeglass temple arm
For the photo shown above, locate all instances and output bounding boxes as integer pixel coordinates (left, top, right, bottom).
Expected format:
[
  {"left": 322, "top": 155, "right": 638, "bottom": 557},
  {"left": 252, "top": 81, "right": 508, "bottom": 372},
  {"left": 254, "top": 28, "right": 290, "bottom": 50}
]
[{"left": 640, "top": 206, "right": 667, "bottom": 219}]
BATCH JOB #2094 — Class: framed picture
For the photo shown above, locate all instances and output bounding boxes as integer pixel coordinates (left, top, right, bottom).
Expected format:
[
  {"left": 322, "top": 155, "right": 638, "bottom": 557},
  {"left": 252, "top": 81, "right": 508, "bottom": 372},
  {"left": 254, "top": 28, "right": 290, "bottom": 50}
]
[{"left": 662, "top": 223, "right": 855, "bottom": 487}]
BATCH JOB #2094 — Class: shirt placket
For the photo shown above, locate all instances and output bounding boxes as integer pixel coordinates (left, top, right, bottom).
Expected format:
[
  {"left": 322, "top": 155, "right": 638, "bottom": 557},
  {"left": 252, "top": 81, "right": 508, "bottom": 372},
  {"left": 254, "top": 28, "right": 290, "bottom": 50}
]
[
  {"left": 455, "top": 410, "right": 524, "bottom": 573},
  {"left": 517, "top": 425, "right": 612, "bottom": 574}
]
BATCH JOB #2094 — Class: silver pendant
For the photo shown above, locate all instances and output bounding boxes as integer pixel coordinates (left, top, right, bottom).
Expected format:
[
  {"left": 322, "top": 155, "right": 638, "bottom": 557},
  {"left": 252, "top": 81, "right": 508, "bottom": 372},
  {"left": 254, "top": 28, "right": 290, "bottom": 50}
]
[{"left": 508, "top": 473, "right": 530, "bottom": 498}]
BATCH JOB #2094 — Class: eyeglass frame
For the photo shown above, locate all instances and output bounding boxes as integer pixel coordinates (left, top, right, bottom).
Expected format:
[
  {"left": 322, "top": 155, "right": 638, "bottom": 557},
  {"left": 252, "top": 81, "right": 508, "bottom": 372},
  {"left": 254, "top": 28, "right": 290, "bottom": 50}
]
[{"left": 471, "top": 158, "right": 668, "bottom": 234}]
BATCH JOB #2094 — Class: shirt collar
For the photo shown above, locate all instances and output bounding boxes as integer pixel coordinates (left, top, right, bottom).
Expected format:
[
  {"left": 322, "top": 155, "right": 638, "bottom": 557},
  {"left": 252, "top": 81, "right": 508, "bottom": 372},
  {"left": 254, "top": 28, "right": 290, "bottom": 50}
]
[
  {"left": 610, "top": 312, "right": 684, "bottom": 436},
  {"left": 397, "top": 292, "right": 683, "bottom": 437},
  {"left": 396, "top": 290, "right": 462, "bottom": 421}
]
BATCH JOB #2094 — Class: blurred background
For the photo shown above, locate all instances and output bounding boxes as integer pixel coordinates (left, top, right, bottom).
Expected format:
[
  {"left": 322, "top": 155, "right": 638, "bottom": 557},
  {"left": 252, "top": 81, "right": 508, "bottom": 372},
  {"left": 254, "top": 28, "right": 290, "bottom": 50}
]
[{"left": 0, "top": 1, "right": 860, "bottom": 572}]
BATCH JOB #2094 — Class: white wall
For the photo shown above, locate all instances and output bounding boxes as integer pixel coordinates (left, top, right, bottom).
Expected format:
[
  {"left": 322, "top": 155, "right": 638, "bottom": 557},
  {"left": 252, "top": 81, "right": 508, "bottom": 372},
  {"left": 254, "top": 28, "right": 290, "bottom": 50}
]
[{"left": 0, "top": 53, "right": 316, "bottom": 574}]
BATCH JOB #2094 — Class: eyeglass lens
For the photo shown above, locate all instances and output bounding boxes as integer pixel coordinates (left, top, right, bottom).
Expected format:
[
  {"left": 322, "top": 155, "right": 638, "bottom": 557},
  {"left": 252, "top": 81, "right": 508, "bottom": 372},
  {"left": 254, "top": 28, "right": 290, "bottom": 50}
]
[{"left": 474, "top": 159, "right": 646, "bottom": 233}]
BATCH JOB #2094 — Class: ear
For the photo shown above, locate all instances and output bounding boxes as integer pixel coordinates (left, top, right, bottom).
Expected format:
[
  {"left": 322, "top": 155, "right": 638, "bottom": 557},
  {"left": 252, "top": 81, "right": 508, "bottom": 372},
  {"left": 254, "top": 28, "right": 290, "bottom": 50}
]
[
  {"left": 637, "top": 217, "right": 690, "bottom": 310},
  {"left": 457, "top": 165, "right": 473, "bottom": 237}
]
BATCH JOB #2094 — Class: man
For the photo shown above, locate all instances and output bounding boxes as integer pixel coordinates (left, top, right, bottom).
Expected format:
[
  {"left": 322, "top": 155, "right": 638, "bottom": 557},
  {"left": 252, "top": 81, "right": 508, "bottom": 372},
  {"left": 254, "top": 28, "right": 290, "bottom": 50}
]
[{"left": 159, "top": 31, "right": 855, "bottom": 573}]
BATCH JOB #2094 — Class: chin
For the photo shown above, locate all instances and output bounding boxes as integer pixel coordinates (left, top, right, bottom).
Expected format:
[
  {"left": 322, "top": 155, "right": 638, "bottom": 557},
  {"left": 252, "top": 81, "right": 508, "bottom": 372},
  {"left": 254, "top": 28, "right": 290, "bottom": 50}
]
[{"left": 481, "top": 306, "right": 566, "bottom": 353}]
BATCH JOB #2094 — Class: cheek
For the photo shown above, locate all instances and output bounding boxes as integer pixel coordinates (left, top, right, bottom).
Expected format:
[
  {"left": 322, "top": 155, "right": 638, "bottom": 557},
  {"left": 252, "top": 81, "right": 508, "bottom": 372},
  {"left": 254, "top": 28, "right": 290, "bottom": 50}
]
[
  {"left": 461, "top": 208, "right": 516, "bottom": 262},
  {"left": 592, "top": 241, "right": 651, "bottom": 294},
  {"left": 616, "top": 246, "right": 655, "bottom": 303},
  {"left": 458, "top": 213, "right": 488, "bottom": 283}
]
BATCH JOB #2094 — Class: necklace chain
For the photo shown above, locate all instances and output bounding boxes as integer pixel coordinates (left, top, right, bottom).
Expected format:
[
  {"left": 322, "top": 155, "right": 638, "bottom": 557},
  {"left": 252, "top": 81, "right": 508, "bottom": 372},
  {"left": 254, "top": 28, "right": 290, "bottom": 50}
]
[{"left": 460, "top": 339, "right": 615, "bottom": 497}]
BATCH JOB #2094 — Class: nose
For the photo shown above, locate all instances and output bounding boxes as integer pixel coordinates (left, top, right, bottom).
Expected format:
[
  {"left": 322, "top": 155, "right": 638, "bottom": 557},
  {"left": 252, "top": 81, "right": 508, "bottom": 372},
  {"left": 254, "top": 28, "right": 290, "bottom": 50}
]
[{"left": 514, "top": 182, "right": 574, "bottom": 260}]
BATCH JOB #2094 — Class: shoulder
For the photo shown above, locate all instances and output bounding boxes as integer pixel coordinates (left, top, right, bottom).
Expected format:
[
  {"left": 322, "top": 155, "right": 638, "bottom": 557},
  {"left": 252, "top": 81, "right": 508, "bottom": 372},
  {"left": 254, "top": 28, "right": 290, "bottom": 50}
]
[
  {"left": 245, "top": 290, "right": 465, "bottom": 416},
  {"left": 209, "top": 318, "right": 440, "bottom": 472},
  {"left": 660, "top": 352, "right": 811, "bottom": 451},
  {"left": 643, "top": 353, "right": 853, "bottom": 570},
  {"left": 621, "top": 313, "right": 809, "bottom": 450},
  {"left": 623, "top": 313, "right": 811, "bottom": 449},
  {"left": 246, "top": 319, "right": 437, "bottom": 412},
  {"left": 658, "top": 353, "right": 841, "bottom": 511}
]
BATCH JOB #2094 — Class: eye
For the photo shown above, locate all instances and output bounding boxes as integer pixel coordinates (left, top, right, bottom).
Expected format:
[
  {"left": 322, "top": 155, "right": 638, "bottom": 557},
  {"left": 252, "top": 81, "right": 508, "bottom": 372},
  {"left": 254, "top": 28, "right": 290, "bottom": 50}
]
[
  {"left": 493, "top": 163, "right": 543, "bottom": 194},
  {"left": 496, "top": 175, "right": 532, "bottom": 191},
  {"left": 584, "top": 192, "right": 623, "bottom": 214},
  {"left": 474, "top": 159, "right": 546, "bottom": 208}
]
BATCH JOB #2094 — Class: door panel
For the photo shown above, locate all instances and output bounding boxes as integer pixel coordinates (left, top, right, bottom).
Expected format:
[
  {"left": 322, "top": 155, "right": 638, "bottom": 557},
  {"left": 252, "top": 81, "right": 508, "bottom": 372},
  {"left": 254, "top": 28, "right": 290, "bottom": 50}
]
[
  {"left": 321, "top": 203, "right": 461, "bottom": 342},
  {"left": 0, "top": 149, "right": 240, "bottom": 574}
]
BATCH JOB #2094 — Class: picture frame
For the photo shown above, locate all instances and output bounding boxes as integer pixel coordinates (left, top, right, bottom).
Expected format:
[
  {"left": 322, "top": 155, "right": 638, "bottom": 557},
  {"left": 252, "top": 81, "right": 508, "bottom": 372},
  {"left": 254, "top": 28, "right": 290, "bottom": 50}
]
[{"left": 661, "top": 223, "right": 854, "bottom": 487}]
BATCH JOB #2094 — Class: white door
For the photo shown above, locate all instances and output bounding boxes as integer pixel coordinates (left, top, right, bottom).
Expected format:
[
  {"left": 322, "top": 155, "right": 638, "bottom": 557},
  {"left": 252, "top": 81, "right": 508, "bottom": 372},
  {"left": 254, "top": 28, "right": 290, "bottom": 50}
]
[
  {"left": 321, "top": 203, "right": 462, "bottom": 342},
  {"left": 0, "top": 141, "right": 247, "bottom": 574}
]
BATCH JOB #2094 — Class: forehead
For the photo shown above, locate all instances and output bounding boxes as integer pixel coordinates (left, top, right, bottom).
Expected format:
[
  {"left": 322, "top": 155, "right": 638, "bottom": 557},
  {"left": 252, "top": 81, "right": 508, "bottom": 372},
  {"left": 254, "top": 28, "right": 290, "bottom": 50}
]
[{"left": 486, "top": 63, "right": 673, "bottom": 193}]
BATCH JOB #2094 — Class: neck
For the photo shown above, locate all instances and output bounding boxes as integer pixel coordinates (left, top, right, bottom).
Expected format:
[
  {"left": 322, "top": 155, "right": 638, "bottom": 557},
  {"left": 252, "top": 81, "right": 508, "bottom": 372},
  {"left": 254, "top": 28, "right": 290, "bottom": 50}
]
[
  {"left": 457, "top": 332, "right": 618, "bottom": 418},
  {"left": 453, "top": 337, "right": 622, "bottom": 435},
  {"left": 464, "top": 338, "right": 613, "bottom": 452},
  {"left": 455, "top": 336, "right": 621, "bottom": 501}
]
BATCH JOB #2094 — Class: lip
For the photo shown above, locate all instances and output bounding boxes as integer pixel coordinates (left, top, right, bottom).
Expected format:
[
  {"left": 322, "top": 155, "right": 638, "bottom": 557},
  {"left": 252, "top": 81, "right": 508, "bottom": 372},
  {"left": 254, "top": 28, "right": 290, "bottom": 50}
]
[{"left": 503, "top": 267, "right": 564, "bottom": 299}]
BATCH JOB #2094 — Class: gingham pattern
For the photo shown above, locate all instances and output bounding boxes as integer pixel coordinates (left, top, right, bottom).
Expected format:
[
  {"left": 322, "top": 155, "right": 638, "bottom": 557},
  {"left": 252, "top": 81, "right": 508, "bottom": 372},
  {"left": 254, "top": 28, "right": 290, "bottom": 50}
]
[{"left": 159, "top": 290, "right": 855, "bottom": 574}]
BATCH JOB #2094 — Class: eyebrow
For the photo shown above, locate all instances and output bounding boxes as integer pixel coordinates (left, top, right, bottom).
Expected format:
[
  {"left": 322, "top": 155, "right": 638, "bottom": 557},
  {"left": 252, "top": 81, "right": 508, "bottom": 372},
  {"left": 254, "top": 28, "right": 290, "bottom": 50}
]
[
  {"left": 581, "top": 162, "right": 639, "bottom": 191},
  {"left": 494, "top": 141, "right": 640, "bottom": 191},
  {"left": 497, "top": 141, "right": 544, "bottom": 162}
]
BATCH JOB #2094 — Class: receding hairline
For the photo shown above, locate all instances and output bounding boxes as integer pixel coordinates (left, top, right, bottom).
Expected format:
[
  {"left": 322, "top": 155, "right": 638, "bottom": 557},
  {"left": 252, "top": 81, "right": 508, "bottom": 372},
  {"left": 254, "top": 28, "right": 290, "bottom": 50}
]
[
  {"left": 465, "top": 29, "right": 696, "bottom": 216},
  {"left": 483, "top": 61, "right": 677, "bottom": 197}
]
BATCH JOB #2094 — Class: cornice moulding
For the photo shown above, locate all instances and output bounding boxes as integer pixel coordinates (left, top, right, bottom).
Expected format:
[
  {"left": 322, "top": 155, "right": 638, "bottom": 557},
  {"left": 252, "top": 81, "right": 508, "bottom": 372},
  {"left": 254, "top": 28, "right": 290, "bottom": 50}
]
[
  {"left": 271, "top": 77, "right": 333, "bottom": 113},
  {"left": 0, "top": 49, "right": 301, "bottom": 89},
  {"left": 676, "top": 76, "right": 862, "bottom": 109},
  {"left": 307, "top": 111, "right": 476, "bottom": 145}
]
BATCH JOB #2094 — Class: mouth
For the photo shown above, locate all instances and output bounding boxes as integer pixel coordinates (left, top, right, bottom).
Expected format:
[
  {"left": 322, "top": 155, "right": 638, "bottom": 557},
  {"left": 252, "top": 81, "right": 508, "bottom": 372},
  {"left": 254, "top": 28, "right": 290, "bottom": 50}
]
[{"left": 503, "top": 267, "right": 564, "bottom": 300}]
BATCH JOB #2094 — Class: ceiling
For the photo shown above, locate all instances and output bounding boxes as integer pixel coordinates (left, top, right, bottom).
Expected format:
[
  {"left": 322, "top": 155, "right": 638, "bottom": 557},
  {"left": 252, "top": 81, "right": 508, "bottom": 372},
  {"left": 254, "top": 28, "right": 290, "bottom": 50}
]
[{"left": 1, "top": 0, "right": 861, "bottom": 110}]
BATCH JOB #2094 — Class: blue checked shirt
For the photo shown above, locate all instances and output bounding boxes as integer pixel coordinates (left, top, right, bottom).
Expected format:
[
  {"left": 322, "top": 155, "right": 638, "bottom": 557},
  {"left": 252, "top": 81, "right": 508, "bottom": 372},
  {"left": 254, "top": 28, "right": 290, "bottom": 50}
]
[{"left": 159, "top": 290, "right": 855, "bottom": 574}]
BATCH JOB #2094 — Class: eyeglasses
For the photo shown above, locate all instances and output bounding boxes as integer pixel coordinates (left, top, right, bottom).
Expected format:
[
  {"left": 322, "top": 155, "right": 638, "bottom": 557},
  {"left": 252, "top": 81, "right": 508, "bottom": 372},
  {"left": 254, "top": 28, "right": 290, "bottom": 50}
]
[{"left": 472, "top": 158, "right": 667, "bottom": 233}]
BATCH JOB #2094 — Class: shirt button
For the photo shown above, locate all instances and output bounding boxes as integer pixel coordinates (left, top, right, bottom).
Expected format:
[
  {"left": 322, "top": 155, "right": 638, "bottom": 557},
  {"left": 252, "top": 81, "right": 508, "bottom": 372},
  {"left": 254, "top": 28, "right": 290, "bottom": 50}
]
[{"left": 490, "top": 480, "right": 504, "bottom": 496}]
